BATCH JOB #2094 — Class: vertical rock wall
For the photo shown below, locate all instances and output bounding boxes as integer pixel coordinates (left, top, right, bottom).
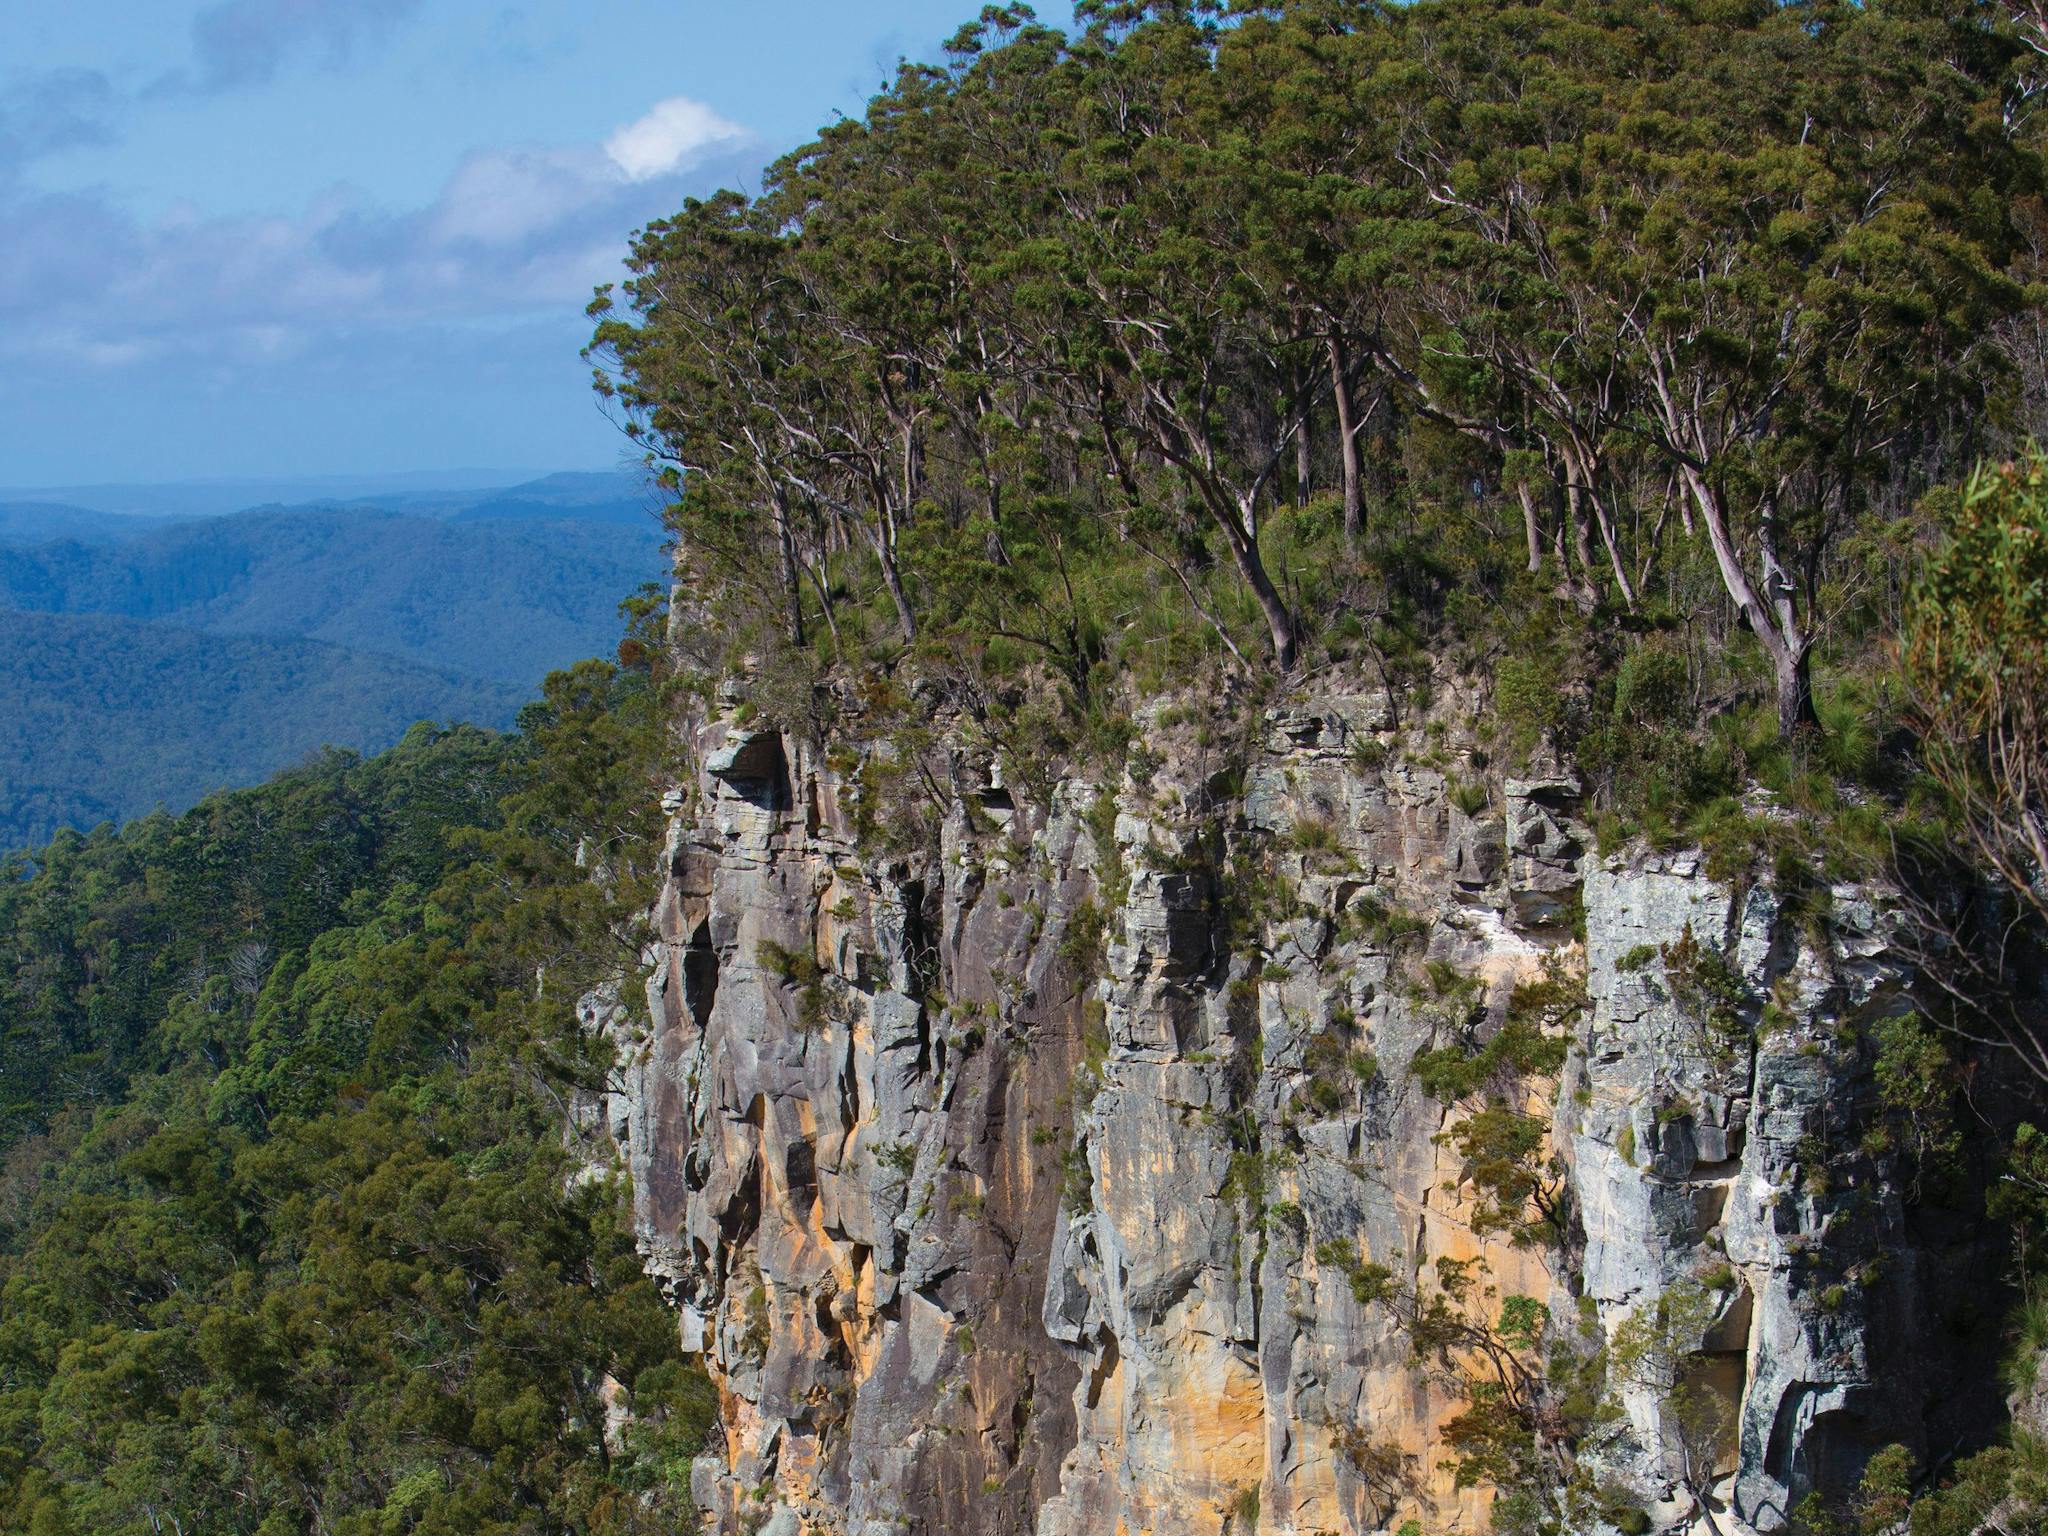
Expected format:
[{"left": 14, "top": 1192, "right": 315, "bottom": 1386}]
[{"left": 605, "top": 680, "right": 2006, "bottom": 1535}]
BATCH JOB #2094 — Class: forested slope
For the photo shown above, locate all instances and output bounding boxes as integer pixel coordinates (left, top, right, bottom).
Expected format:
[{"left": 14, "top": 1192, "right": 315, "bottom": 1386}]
[
  {"left": 0, "top": 660, "right": 711, "bottom": 1534},
  {"left": 0, "top": 506, "right": 664, "bottom": 684},
  {"left": 0, "top": 610, "right": 528, "bottom": 852}
]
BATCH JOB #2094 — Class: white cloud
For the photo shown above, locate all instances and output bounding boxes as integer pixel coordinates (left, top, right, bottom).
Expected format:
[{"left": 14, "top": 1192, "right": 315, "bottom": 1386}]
[
  {"left": 604, "top": 96, "right": 745, "bottom": 183},
  {"left": 0, "top": 98, "right": 761, "bottom": 381}
]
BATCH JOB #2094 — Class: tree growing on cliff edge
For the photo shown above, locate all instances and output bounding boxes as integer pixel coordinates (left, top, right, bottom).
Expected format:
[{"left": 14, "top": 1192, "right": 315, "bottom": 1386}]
[
  {"left": 1385, "top": 0, "right": 2029, "bottom": 736},
  {"left": 1911, "top": 452, "right": 2048, "bottom": 938},
  {"left": 1904, "top": 452, "right": 2048, "bottom": 1093},
  {"left": 595, "top": 0, "right": 2042, "bottom": 748}
]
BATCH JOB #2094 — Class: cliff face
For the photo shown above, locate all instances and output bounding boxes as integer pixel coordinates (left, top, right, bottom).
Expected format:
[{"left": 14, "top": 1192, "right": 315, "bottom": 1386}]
[{"left": 605, "top": 678, "right": 2004, "bottom": 1536}]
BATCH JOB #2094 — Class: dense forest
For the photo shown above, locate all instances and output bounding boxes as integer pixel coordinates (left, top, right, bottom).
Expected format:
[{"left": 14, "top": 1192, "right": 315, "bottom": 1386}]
[
  {"left": 589, "top": 0, "right": 2036, "bottom": 753},
  {"left": 0, "top": 610, "right": 528, "bottom": 852},
  {"left": 0, "top": 648, "right": 714, "bottom": 1533}
]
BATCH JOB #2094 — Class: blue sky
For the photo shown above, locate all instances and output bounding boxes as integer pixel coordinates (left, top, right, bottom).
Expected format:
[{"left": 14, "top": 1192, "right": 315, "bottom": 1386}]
[{"left": 0, "top": 2, "right": 1072, "bottom": 486}]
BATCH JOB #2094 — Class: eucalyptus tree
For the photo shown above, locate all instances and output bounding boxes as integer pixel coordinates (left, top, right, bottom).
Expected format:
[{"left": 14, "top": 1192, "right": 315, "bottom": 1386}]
[
  {"left": 1375, "top": 0, "right": 1654, "bottom": 606},
  {"left": 1610, "top": 0, "right": 2023, "bottom": 737},
  {"left": 1011, "top": 3, "right": 1309, "bottom": 669},
  {"left": 589, "top": 191, "right": 815, "bottom": 648},
  {"left": 1389, "top": 0, "right": 2027, "bottom": 736},
  {"left": 1208, "top": 0, "right": 1406, "bottom": 545}
]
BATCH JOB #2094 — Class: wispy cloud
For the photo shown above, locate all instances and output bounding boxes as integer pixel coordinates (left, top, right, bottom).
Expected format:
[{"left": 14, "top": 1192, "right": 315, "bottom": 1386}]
[
  {"left": 0, "top": 67, "right": 119, "bottom": 177},
  {"left": 0, "top": 95, "right": 759, "bottom": 373},
  {"left": 154, "top": 0, "right": 427, "bottom": 95}
]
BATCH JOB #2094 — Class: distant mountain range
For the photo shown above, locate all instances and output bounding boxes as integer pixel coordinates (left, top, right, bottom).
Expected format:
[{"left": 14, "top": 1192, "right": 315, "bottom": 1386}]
[
  {"left": 0, "top": 467, "right": 555, "bottom": 521},
  {"left": 0, "top": 502, "right": 161, "bottom": 546},
  {"left": 0, "top": 470, "right": 670, "bottom": 851}
]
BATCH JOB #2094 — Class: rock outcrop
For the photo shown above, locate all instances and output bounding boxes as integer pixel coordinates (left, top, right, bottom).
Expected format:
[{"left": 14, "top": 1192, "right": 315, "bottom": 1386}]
[{"left": 603, "top": 676, "right": 2007, "bottom": 1535}]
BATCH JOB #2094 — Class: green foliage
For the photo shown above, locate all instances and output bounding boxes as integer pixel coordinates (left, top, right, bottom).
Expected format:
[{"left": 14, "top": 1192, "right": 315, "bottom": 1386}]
[
  {"left": 1314, "top": 1240, "right": 1396, "bottom": 1310},
  {"left": 1865, "top": 1015, "right": 1963, "bottom": 1193},
  {"left": 0, "top": 657, "right": 711, "bottom": 1533},
  {"left": 1060, "top": 1141, "right": 1094, "bottom": 1215},
  {"left": 1329, "top": 1245, "right": 1609, "bottom": 1534},
  {"left": 0, "top": 610, "right": 529, "bottom": 854},
  {"left": 0, "top": 722, "right": 512, "bottom": 1156},
  {"left": 1297, "top": 1025, "right": 1377, "bottom": 1119},
  {"left": 1439, "top": 1103, "right": 1567, "bottom": 1249},
  {"left": 1907, "top": 450, "right": 2048, "bottom": 936},
  {"left": 1228, "top": 1484, "right": 1258, "bottom": 1529},
  {"left": 756, "top": 936, "right": 843, "bottom": 1031},
  {"left": 1407, "top": 961, "right": 1583, "bottom": 1247},
  {"left": 874, "top": 1139, "right": 919, "bottom": 1177},
  {"left": 591, "top": 0, "right": 2032, "bottom": 775},
  {"left": 1660, "top": 926, "right": 1753, "bottom": 1064},
  {"left": 1900, "top": 1443, "right": 2042, "bottom": 1536},
  {"left": 1061, "top": 898, "right": 1109, "bottom": 979},
  {"left": 1410, "top": 966, "right": 1577, "bottom": 1105}
]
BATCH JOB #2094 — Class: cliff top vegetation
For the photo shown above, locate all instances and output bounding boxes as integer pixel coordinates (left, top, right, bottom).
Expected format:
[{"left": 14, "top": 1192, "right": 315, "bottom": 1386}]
[{"left": 591, "top": 0, "right": 2040, "bottom": 773}]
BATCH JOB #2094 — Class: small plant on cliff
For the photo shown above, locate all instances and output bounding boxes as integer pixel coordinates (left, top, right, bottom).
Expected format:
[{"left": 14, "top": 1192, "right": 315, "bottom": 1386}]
[
  {"left": 1061, "top": 898, "right": 1109, "bottom": 980},
  {"left": 1449, "top": 776, "right": 1492, "bottom": 816},
  {"left": 1661, "top": 925, "right": 1754, "bottom": 1066},
  {"left": 741, "top": 1284, "right": 772, "bottom": 1360},
  {"left": 1060, "top": 1141, "right": 1094, "bottom": 1214},
  {"left": 1330, "top": 1427, "right": 1416, "bottom": 1527},
  {"left": 1321, "top": 1248, "right": 1612, "bottom": 1535},
  {"left": 1616, "top": 943, "right": 1659, "bottom": 973},
  {"left": 1410, "top": 961, "right": 1581, "bottom": 1247},
  {"left": 1287, "top": 814, "right": 1352, "bottom": 874},
  {"left": 1297, "top": 1028, "right": 1378, "bottom": 1118},
  {"left": 1435, "top": 1103, "right": 1570, "bottom": 1249},
  {"left": 1342, "top": 893, "right": 1430, "bottom": 953},
  {"left": 1609, "top": 1282, "right": 1735, "bottom": 1532},
  {"left": 1228, "top": 1485, "right": 1259, "bottom": 1529},
  {"left": 1863, "top": 1013, "right": 1964, "bottom": 1198},
  {"left": 1086, "top": 785, "right": 1130, "bottom": 913}
]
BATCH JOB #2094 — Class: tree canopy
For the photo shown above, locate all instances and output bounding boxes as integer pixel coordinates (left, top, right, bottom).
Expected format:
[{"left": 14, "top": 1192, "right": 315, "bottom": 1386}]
[{"left": 591, "top": 0, "right": 2042, "bottom": 744}]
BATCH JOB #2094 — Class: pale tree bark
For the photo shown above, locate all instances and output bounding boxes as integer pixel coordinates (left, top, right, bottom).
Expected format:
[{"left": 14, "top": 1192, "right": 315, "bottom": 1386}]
[{"left": 1329, "top": 334, "right": 1365, "bottom": 546}]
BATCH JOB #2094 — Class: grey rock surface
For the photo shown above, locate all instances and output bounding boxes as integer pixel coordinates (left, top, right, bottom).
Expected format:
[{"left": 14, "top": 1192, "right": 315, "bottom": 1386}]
[{"left": 603, "top": 677, "right": 2008, "bottom": 1535}]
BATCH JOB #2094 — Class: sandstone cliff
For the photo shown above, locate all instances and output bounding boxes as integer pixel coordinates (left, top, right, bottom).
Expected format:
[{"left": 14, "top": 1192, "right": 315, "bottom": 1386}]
[{"left": 601, "top": 674, "right": 2007, "bottom": 1536}]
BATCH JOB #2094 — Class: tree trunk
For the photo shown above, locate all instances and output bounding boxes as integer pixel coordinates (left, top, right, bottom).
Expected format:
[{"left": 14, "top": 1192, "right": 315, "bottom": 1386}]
[
  {"left": 1563, "top": 477, "right": 1599, "bottom": 602},
  {"left": 1678, "top": 464, "right": 1820, "bottom": 743},
  {"left": 879, "top": 554, "right": 916, "bottom": 643},
  {"left": 1329, "top": 335, "right": 1364, "bottom": 545},
  {"left": 1293, "top": 363, "right": 1314, "bottom": 509},
  {"left": 1560, "top": 439, "right": 1635, "bottom": 609},
  {"left": 1516, "top": 481, "right": 1543, "bottom": 573},
  {"left": 1775, "top": 642, "right": 1818, "bottom": 741},
  {"left": 871, "top": 512, "right": 918, "bottom": 645},
  {"left": 1224, "top": 492, "right": 1298, "bottom": 670},
  {"left": 1592, "top": 488, "right": 1639, "bottom": 610},
  {"left": 771, "top": 488, "right": 805, "bottom": 648}
]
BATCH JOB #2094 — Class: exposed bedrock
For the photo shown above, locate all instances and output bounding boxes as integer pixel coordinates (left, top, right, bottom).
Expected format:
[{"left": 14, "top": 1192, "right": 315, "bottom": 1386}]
[{"left": 602, "top": 681, "right": 2008, "bottom": 1535}]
